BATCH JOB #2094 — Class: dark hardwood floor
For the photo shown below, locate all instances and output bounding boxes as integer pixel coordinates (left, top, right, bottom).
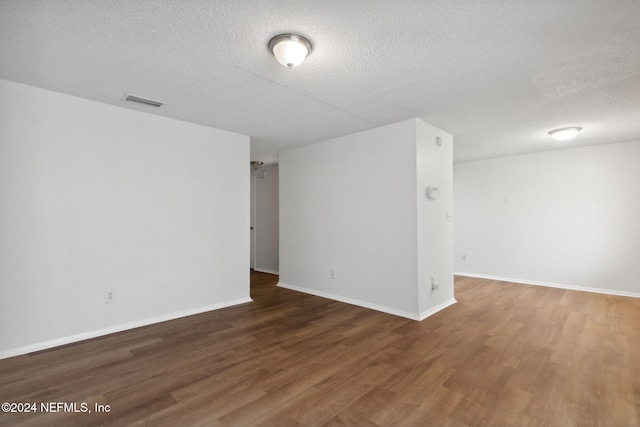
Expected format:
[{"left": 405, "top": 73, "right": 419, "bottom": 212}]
[{"left": 1, "top": 272, "right": 639, "bottom": 426}]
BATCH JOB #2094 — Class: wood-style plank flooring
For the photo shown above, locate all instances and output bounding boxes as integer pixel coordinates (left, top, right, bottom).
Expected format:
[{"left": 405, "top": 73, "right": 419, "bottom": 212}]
[{"left": 1, "top": 272, "right": 639, "bottom": 426}]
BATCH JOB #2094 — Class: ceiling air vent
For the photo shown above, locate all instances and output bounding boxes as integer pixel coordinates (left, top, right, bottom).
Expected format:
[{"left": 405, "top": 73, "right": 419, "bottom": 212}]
[{"left": 124, "top": 94, "right": 164, "bottom": 108}]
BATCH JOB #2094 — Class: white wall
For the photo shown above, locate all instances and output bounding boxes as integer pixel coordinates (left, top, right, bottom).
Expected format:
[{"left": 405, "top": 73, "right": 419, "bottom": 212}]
[
  {"left": 0, "top": 80, "right": 251, "bottom": 358},
  {"left": 454, "top": 140, "right": 640, "bottom": 297},
  {"left": 254, "top": 165, "right": 279, "bottom": 275},
  {"left": 416, "top": 121, "right": 454, "bottom": 317},
  {"left": 279, "top": 119, "right": 455, "bottom": 319}
]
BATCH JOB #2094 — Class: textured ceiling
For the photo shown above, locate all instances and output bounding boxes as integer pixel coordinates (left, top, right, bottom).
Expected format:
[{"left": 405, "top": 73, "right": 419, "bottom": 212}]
[{"left": 1, "top": 0, "right": 639, "bottom": 163}]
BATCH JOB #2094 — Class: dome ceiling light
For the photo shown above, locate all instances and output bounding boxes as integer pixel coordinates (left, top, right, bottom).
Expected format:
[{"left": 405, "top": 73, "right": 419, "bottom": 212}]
[
  {"left": 548, "top": 127, "right": 582, "bottom": 141},
  {"left": 268, "top": 34, "right": 312, "bottom": 69}
]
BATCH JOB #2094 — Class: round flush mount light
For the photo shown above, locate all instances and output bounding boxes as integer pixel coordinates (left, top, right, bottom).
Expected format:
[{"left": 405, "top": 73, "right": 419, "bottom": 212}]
[
  {"left": 269, "top": 34, "right": 312, "bottom": 69},
  {"left": 548, "top": 127, "right": 582, "bottom": 141}
]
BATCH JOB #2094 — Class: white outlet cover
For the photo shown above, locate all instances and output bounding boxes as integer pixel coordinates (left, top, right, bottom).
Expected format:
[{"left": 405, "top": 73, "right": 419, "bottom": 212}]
[{"left": 104, "top": 289, "right": 117, "bottom": 304}]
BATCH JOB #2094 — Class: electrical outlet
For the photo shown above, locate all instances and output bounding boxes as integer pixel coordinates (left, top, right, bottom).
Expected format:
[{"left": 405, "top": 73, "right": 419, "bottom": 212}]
[
  {"left": 462, "top": 253, "right": 467, "bottom": 261},
  {"left": 431, "top": 277, "right": 440, "bottom": 291},
  {"left": 104, "top": 289, "right": 117, "bottom": 304},
  {"left": 330, "top": 269, "right": 336, "bottom": 279}
]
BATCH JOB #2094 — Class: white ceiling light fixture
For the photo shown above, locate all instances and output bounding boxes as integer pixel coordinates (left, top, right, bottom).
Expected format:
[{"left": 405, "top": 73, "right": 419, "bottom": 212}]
[
  {"left": 548, "top": 127, "right": 582, "bottom": 141},
  {"left": 268, "top": 34, "right": 312, "bottom": 69}
]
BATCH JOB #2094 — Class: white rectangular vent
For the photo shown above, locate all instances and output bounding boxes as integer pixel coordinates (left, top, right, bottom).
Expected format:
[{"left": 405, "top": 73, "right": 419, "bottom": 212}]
[{"left": 124, "top": 94, "right": 164, "bottom": 108}]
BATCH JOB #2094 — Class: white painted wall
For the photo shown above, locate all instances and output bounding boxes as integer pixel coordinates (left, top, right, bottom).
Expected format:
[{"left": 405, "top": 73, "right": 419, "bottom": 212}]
[
  {"left": 279, "top": 119, "right": 455, "bottom": 319},
  {"left": 254, "top": 165, "right": 279, "bottom": 275},
  {"left": 416, "top": 121, "right": 454, "bottom": 317},
  {"left": 0, "top": 80, "right": 250, "bottom": 358},
  {"left": 454, "top": 140, "right": 640, "bottom": 296}
]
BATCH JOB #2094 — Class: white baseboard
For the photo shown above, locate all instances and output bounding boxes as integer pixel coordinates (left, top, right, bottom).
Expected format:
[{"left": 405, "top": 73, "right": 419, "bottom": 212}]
[
  {"left": 454, "top": 272, "right": 640, "bottom": 299},
  {"left": 254, "top": 268, "right": 279, "bottom": 276},
  {"left": 278, "top": 282, "right": 425, "bottom": 320},
  {"left": 418, "top": 298, "right": 457, "bottom": 321},
  {"left": 0, "top": 297, "right": 253, "bottom": 360}
]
